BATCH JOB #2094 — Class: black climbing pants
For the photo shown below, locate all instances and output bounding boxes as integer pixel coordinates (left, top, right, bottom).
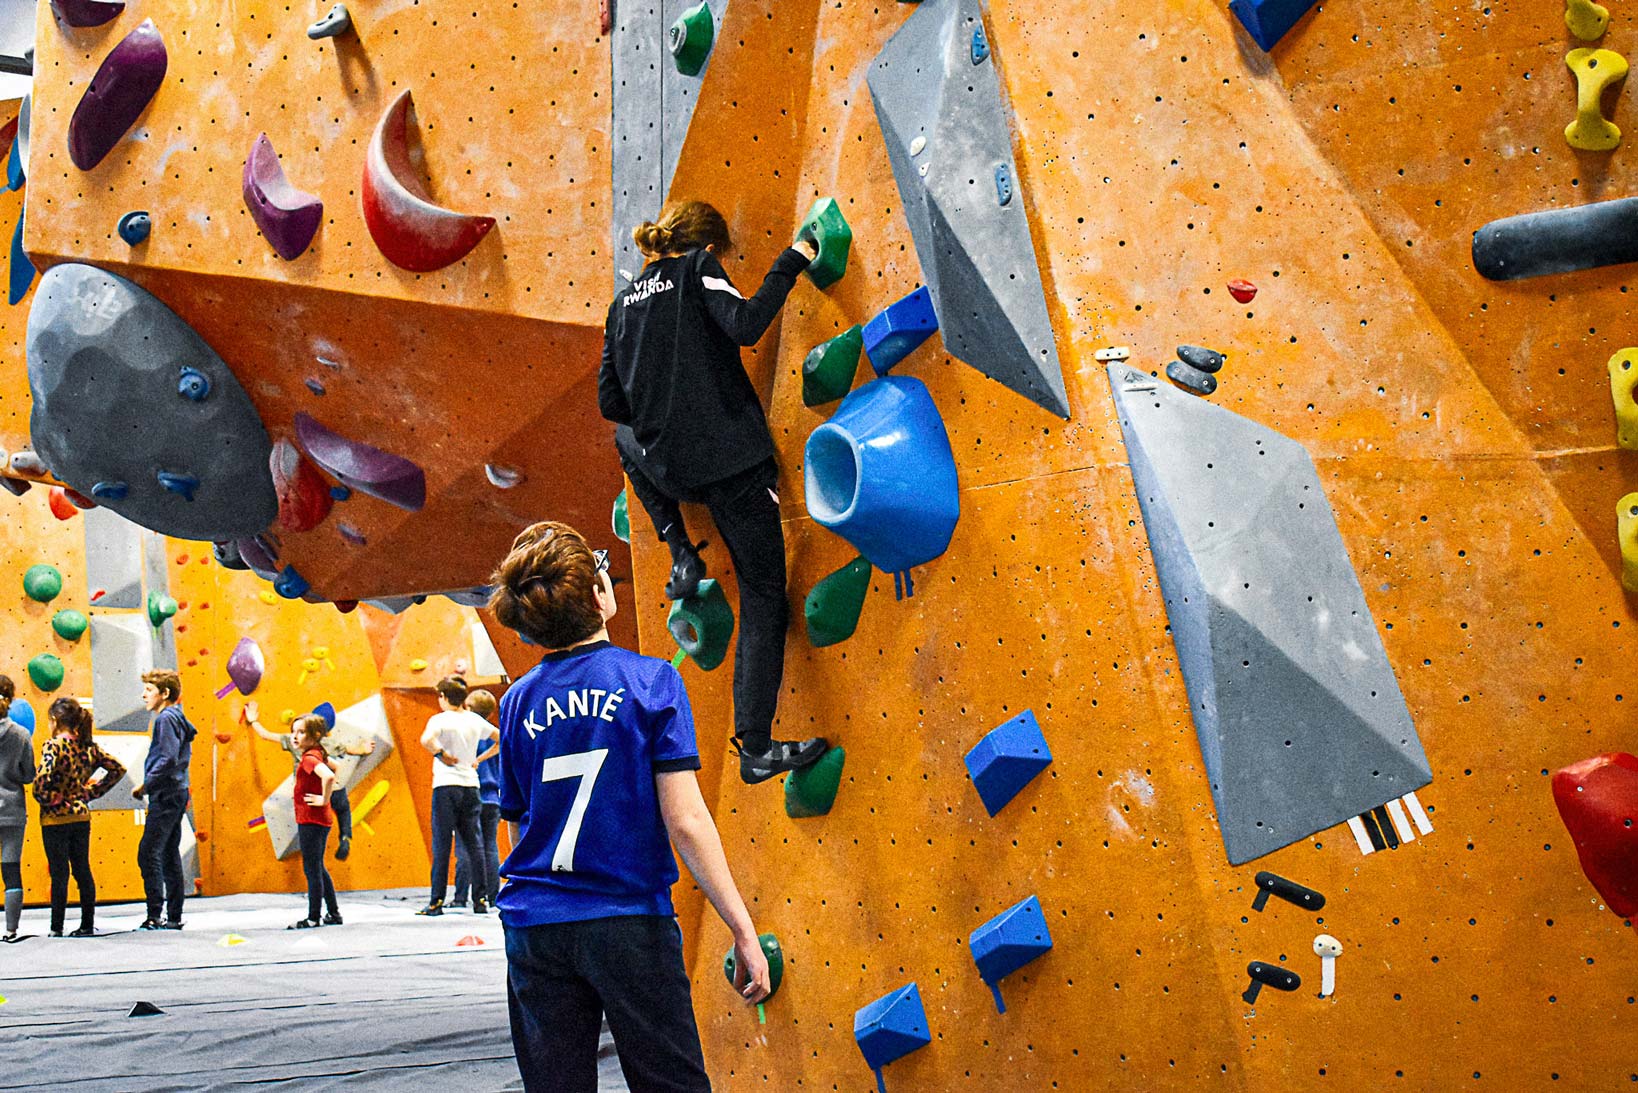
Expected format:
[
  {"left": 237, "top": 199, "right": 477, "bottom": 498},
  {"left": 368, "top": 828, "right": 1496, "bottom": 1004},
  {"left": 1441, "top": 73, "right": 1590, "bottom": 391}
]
[
  {"left": 41, "top": 820, "right": 95, "bottom": 933},
  {"left": 137, "top": 786, "right": 188, "bottom": 923},
  {"left": 618, "top": 439, "right": 788, "bottom": 746},
  {"left": 455, "top": 801, "right": 502, "bottom": 906},
  {"left": 330, "top": 786, "right": 352, "bottom": 843},
  {"left": 505, "top": 914, "right": 708, "bottom": 1093},
  {"left": 429, "top": 785, "right": 485, "bottom": 905},
  {"left": 297, "top": 822, "right": 339, "bottom": 923}
]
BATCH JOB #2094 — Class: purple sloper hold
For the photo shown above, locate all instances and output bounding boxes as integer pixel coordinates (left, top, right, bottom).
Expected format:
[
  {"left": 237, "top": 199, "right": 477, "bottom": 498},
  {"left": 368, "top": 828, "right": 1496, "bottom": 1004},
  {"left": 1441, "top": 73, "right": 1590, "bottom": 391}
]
[
  {"left": 215, "top": 637, "right": 266, "bottom": 699},
  {"left": 50, "top": 0, "right": 126, "bottom": 28},
  {"left": 294, "top": 412, "right": 426, "bottom": 512},
  {"left": 243, "top": 134, "right": 323, "bottom": 261},
  {"left": 68, "top": 19, "right": 168, "bottom": 171}
]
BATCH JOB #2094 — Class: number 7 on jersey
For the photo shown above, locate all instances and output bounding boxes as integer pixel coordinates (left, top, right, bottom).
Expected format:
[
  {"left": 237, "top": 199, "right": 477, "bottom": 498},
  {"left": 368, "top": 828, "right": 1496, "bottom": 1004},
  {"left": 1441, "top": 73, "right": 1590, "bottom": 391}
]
[{"left": 540, "top": 749, "right": 609, "bottom": 873}]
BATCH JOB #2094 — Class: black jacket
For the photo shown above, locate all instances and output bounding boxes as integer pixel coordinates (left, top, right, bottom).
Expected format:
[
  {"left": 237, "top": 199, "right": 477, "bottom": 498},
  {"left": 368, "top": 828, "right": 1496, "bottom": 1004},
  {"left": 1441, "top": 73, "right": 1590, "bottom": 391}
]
[{"left": 598, "top": 246, "right": 809, "bottom": 490}]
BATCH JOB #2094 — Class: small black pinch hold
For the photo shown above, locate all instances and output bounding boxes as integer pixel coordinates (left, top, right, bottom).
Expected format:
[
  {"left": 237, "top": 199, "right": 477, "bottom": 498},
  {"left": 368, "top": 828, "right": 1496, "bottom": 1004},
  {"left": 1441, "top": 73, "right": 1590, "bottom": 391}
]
[
  {"left": 1242, "top": 961, "right": 1301, "bottom": 1005},
  {"left": 1166, "top": 359, "right": 1218, "bottom": 396},
  {"left": 1251, "top": 871, "right": 1326, "bottom": 913},
  {"left": 1176, "top": 344, "right": 1226, "bottom": 373}
]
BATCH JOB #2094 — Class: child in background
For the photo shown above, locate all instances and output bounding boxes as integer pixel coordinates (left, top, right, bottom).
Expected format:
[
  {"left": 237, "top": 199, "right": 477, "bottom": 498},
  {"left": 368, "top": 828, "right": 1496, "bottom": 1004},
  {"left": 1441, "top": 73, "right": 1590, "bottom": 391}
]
[
  {"left": 287, "top": 714, "right": 341, "bottom": 930},
  {"left": 417, "top": 676, "right": 498, "bottom": 917},
  {"left": 246, "top": 701, "right": 376, "bottom": 861},
  {"left": 452, "top": 689, "right": 503, "bottom": 910},
  {"left": 0, "top": 678, "right": 35, "bottom": 941},
  {"left": 32, "top": 698, "right": 124, "bottom": 937}
]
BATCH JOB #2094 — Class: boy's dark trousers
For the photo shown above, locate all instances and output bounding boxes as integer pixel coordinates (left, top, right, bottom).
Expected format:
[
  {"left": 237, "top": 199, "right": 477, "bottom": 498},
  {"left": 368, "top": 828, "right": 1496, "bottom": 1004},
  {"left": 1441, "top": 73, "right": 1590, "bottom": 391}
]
[{"left": 137, "top": 786, "right": 188, "bottom": 922}]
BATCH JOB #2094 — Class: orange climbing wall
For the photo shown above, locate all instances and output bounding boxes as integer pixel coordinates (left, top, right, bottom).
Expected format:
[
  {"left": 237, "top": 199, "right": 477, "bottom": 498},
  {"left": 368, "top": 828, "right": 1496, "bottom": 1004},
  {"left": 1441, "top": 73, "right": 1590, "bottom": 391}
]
[{"left": 610, "top": 1, "right": 1638, "bottom": 1089}]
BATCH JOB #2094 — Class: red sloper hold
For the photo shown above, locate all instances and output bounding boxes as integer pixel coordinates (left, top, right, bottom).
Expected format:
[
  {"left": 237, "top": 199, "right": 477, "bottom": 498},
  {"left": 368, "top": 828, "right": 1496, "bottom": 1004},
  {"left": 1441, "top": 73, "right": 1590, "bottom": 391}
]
[
  {"left": 48, "top": 486, "right": 79, "bottom": 520},
  {"left": 361, "top": 89, "right": 496, "bottom": 272},
  {"left": 270, "top": 438, "right": 334, "bottom": 532},
  {"left": 1227, "top": 278, "right": 1258, "bottom": 303},
  {"left": 1551, "top": 753, "right": 1638, "bottom": 921}
]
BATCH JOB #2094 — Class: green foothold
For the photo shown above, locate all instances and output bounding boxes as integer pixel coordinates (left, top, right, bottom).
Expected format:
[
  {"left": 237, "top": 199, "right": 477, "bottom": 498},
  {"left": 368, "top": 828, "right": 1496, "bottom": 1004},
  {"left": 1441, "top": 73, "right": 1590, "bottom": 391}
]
[
  {"left": 51, "top": 609, "right": 89, "bottom": 642},
  {"left": 723, "top": 932, "right": 785, "bottom": 1000},
  {"left": 798, "top": 197, "right": 852, "bottom": 290},
  {"left": 802, "top": 325, "right": 864, "bottom": 408},
  {"left": 23, "top": 564, "right": 62, "bottom": 603},
  {"left": 27, "top": 653, "right": 64, "bottom": 692},
  {"left": 667, "top": 579, "right": 735, "bottom": 671},
  {"left": 804, "top": 556, "right": 871, "bottom": 647},
  {"left": 612, "top": 487, "right": 631, "bottom": 544},
  {"left": 785, "top": 745, "right": 845, "bottom": 818},
  {"left": 146, "top": 591, "right": 178, "bottom": 628},
  {"left": 668, "top": 1, "right": 714, "bottom": 76}
]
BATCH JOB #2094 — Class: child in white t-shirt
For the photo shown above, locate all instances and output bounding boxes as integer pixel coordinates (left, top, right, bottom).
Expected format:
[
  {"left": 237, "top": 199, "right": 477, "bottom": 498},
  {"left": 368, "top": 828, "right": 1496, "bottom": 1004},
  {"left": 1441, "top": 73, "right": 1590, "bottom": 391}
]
[{"left": 417, "top": 676, "right": 499, "bottom": 916}]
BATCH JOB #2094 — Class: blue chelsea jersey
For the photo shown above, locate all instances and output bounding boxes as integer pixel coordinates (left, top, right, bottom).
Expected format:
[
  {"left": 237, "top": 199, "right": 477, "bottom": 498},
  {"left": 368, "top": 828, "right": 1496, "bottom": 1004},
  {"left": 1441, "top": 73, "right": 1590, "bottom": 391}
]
[{"left": 496, "top": 641, "right": 701, "bottom": 927}]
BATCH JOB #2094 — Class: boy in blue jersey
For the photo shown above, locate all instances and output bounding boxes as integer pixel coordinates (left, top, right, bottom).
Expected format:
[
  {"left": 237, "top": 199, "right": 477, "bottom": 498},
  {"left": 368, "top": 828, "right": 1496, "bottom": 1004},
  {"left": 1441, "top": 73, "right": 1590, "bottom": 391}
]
[{"left": 488, "top": 521, "right": 771, "bottom": 1093}]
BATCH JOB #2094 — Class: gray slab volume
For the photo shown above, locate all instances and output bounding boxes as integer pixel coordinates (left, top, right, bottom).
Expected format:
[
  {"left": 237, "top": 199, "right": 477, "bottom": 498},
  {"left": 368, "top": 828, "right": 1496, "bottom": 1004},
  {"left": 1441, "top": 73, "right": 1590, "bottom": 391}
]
[
  {"left": 82, "top": 506, "right": 144, "bottom": 610},
  {"left": 610, "top": 0, "right": 728, "bottom": 292},
  {"left": 1107, "top": 364, "right": 1431, "bottom": 865},
  {"left": 90, "top": 614, "right": 159, "bottom": 733},
  {"left": 260, "top": 694, "right": 395, "bottom": 860},
  {"left": 83, "top": 729, "right": 203, "bottom": 886},
  {"left": 867, "top": 0, "right": 1070, "bottom": 418}
]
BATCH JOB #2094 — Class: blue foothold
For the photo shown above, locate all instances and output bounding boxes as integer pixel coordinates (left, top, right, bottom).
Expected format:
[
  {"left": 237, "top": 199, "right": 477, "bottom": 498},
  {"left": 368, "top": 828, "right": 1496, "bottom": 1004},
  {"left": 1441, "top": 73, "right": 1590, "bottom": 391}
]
[
  {"left": 8, "top": 211, "right": 34, "bottom": 306},
  {"left": 117, "top": 210, "right": 152, "bottom": 246},
  {"left": 861, "top": 286, "right": 939, "bottom": 375},
  {"left": 90, "top": 480, "right": 129, "bottom": 501},
  {"left": 305, "top": 378, "right": 327, "bottom": 396},
  {"left": 994, "top": 163, "right": 1013, "bottom": 207},
  {"left": 964, "top": 709, "right": 1052, "bottom": 817},
  {"left": 854, "top": 982, "right": 932, "bottom": 1091},
  {"left": 329, "top": 484, "right": 351, "bottom": 501},
  {"left": 971, "top": 23, "right": 989, "bottom": 65},
  {"left": 177, "top": 365, "right": 212, "bottom": 402},
  {"left": 157, "top": 471, "right": 200, "bottom": 501},
  {"left": 5, "top": 132, "right": 22, "bottom": 191},
  {"left": 274, "top": 564, "right": 310, "bottom": 600},
  {"left": 969, "top": 895, "right": 1054, "bottom": 1014}
]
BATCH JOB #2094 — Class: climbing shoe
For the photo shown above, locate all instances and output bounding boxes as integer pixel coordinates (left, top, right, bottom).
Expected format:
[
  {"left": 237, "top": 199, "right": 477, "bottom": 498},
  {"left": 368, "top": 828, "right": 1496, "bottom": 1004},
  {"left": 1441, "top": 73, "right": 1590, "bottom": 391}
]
[
  {"left": 288, "top": 919, "right": 321, "bottom": 930},
  {"left": 69, "top": 926, "right": 96, "bottom": 938},
  {"left": 335, "top": 835, "right": 351, "bottom": 862},
  {"left": 322, "top": 912, "right": 343, "bottom": 926},
  {"left": 665, "top": 540, "right": 709, "bottom": 602},
  {"left": 137, "top": 918, "right": 165, "bottom": 931},
  {"left": 737, "top": 736, "right": 831, "bottom": 785},
  {"left": 161, "top": 920, "right": 184, "bottom": 931},
  {"left": 472, "top": 898, "right": 489, "bottom": 915},
  {"left": 416, "top": 901, "right": 444, "bottom": 917}
]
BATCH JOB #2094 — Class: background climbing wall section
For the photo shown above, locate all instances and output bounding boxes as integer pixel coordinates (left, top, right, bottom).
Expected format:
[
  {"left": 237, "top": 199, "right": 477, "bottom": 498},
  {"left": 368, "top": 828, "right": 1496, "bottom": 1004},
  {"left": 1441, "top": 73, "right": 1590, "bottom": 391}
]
[{"left": 610, "top": 0, "right": 1638, "bottom": 1088}]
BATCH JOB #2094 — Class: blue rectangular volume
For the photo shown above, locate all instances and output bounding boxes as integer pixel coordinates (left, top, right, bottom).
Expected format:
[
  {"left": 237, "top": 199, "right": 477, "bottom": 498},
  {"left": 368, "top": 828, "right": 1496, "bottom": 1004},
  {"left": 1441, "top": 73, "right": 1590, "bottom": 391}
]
[
  {"left": 1228, "top": 0, "right": 1318, "bottom": 51},
  {"left": 964, "top": 709, "right": 1052, "bottom": 817},
  {"left": 969, "top": 894, "right": 1053, "bottom": 1012},
  {"left": 854, "top": 982, "right": 932, "bottom": 1070},
  {"left": 863, "top": 285, "right": 939, "bottom": 375}
]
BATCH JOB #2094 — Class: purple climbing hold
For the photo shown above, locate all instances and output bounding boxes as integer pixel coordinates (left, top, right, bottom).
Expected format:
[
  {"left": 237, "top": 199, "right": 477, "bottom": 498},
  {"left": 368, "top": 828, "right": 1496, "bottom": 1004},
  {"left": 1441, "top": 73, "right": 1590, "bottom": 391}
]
[
  {"left": 243, "top": 133, "right": 323, "bottom": 261},
  {"left": 215, "top": 636, "right": 265, "bottom": 698},
  {"left": 294, "top": 412, "right": 426, "bottom": 512},
  {"left": 67, "top": 19, "right": 168, "bottom": 171},
  {"left": 235, "top": 535, "right": 278, "bottom": 580},
  {"left": 337, "top": 522, "right": 366, "bottom": 546},
  {"left": 305, "top": 378, "right": 326, "bottom": 396},
  {"left": 50, "top": 0, "right": 126, "bottom": 29}
]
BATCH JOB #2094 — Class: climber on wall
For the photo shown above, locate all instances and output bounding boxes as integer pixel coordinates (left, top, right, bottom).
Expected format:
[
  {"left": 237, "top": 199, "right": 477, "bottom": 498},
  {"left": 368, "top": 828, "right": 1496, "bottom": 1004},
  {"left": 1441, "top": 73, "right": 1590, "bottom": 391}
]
[
  {"left": 130, "top": 670, "right": 197, "bottom": 931},
  {"left": 245, "top": 701, "right": 376, "bottom": 863},
  {"left": 597, "top": 199, "right": 829, "bottom": 785},
  {"left": 487, "top": 520, "right": 771, "bottom": 1091}
]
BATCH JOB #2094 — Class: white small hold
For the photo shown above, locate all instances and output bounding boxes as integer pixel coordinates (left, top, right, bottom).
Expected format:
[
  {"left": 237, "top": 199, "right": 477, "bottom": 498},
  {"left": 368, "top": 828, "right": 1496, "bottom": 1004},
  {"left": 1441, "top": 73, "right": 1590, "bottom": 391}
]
[
  {"left": 918, "top": 163, "right": 929, "bottom": 178},
  {"left": 618, "top": 268, "right": 636, "bottom": 283},
  {"left": 484, "top": 463, "right": 523, "bottom": 489},
  {"left": 1313, "top": 934, "right": 1341, "bottom": 998},
  {"left": 910, "top": 135, "right": 927, "bottom": 156},
  {"left": 1094, "top": 347, "right": 1132, "bottom": 361}
]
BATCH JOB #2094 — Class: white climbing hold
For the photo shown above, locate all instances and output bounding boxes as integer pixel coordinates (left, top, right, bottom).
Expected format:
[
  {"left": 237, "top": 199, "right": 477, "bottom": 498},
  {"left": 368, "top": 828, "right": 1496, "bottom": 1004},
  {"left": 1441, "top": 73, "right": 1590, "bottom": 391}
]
[
  {"left": 485, "top": 463, "right": 523, "bottom": 489},
  {"left": 1313, "top": 934, "right": 1341, "bottom": 997},
  {"left": 1094, "top": 347, "right": 1131, "bottom": 361},
  {"left": 909, "top": 135, "right": 926, "bottom": 156}
]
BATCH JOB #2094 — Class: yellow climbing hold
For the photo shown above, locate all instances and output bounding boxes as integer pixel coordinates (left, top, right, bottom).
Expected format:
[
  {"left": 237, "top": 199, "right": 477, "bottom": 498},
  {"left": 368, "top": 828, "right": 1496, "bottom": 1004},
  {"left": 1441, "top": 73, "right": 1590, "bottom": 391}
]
[
  {"left": 297, "top": 657, "right": 322, "bottom": 685},
  {"left": 1608, "top": 349, "right": 1638, "bottom": 449},
  {"left": 351, "top": 780, "right": 391, "bottom": 838},
  {"left": 279, "top": 708, "right": 296, "bottom": 725},
  {"left": 1620, "top": 493, "right": 1638, "bottom": 592},
  {"left": 258, "top": 590, "right": 278, "bottom": 605},
  {"left": 1565, "top": 48, "right": 1628, "bottom": 151},
  {"left": 410, "top": 658, "right": 428, "bottom": 672},
  {"left": 1566, "top": 0, "right": 1610, "bottom": 41}
]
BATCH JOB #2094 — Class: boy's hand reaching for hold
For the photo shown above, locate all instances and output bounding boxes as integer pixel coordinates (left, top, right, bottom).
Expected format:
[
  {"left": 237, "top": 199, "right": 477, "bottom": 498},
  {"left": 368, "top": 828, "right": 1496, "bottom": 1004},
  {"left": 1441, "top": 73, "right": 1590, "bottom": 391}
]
[{"left": 732, "top": 933, "right": 772, "bottom": 1004}]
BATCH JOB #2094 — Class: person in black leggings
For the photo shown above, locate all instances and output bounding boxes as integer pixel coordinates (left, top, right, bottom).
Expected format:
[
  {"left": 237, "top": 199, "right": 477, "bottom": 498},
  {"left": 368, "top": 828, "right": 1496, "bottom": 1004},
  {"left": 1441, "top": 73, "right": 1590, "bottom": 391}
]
[
  {"left": 32, "top": 698, "right": 124, "bottom": 937},
  {"left": 288, "top": 715, "right": 341, "bottom": 929},
  {"left": 598, "top": 199, "right": 829, "bottom": 786},
  {"left": 0, "top": 678, "right": 35, "bottom": 941}
]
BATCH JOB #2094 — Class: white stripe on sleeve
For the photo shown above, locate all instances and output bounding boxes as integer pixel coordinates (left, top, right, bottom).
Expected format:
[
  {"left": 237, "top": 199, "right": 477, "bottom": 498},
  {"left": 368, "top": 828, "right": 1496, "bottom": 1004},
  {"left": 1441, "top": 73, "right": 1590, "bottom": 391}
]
[{"left": 701, "top": 275, "right": 744, "bottom": 300}]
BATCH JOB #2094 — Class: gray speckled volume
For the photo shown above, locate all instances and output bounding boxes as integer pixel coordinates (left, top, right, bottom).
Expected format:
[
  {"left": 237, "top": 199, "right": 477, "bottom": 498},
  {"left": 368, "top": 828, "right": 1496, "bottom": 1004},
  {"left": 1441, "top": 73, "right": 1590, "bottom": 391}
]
[
  {"left": 26, "top": 263, "right": 277, "bottom": 541},
  {"left": 82, "top": 505, "right": 144, "bottom": 610},
  {"left": 611, "top": 0, "right": 728, "bottom": 292},
  {"left": 1107, "top": 364, "right": 1431, "bottom": 865},
  {"left": 89, "top": 614, "right": 158, "bottom": 733},
  {"left": 868, "top": 0, "right": 1069, "bottom": 418}
]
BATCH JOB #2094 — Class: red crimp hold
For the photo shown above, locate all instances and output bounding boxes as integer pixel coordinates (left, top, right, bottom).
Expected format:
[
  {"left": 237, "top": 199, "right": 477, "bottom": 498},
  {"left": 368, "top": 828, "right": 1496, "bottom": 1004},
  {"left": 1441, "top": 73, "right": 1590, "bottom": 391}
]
[
  {"left": 270, "top": 438, "right": 334, "bottom": 532},
  {"left": 1552, "top": 752, "right": 1638, "bottom": 921},
  {"left": 361, "top": 89, "right": 496, "bottom": 272},
  {"left": 1227, "top": 279, "right": 1258, "bottom": 303}
]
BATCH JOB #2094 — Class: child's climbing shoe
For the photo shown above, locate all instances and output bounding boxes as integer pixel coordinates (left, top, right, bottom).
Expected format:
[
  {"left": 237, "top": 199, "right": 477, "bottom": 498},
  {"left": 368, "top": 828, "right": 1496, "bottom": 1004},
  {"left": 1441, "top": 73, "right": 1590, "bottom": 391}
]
[
  {"left": 665, "top": 540, "right": 708, "bottom": 602},
  {"left": 415, "top": 901, "right": 444, "bottom": 917},
  {"left": 322, "top": 912, "right": 343, "bottom": 926},
  {"left": 69, "top": 926, "right": 96, "bottom": 938},
  {"left": 288, "top": 919, "right": 321, "bottom": 930},
  {"left": 738, "top": 736, "right": 831, "bottom": 785},
  {"left": 472, "top": 898, "right": 489, "bottom": 915},
  {"left": 335, "top": 835, "right": 351, "bottom": 861}
]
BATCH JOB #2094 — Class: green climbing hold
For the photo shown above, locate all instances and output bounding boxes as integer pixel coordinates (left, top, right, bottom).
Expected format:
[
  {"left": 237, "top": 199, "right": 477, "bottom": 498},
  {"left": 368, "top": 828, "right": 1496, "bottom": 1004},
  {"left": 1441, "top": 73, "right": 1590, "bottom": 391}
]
[
  {"left": 51, "top": 609, "right": 89, "bottom": 642},
  {"left": 668, "top": 579, "right": 735, "bottom": 671},
  {"left": 805, "top": 556, "right": 871, "bottom": 647},
  {"left": 722, "top": 932, "right": 785, "bottom": 999},
  {"left": 27, "top": 653, "right": 64, "bottom": 692},
  {"left": 668, "top": 1, "right": 714, "bottom": 76},
  {"left": 798, "top": 197, "right": 852, "bottom": 290},
  {"left": 23, "top": 564, "right": 63, "bottom": 603},
  {"left": 613, "top": 487, "right": 631, "bottom": 544},
  {"left": 147, "top": 591, "right": 178, "bottom": 628},
  {"left": 785, "top": 745, "right": 845, "bottom": 818},
  {"left": 802, "top": 325, "right": 864, "bottom": 408}
]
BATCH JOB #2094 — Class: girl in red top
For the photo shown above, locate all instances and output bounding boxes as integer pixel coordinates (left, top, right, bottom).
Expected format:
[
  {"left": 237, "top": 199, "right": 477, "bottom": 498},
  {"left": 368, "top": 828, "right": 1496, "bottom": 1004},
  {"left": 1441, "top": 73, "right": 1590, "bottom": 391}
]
[{"left": 288, "top": 715, "right": 340, "bottom": 930}]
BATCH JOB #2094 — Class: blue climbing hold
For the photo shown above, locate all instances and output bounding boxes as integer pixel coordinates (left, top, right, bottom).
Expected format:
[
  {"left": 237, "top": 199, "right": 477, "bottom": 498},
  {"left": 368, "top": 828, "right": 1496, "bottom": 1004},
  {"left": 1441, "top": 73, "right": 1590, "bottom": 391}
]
[
  {"left": 91, "top": 480, "right": 129, "bottom": 501},
  {"left": 157, "top": 471, "right": 200, "bottom": 501},
  {"left": 5, "top": 130, "right": 22, "bottom": 191},
  {"left": 803, "top": 376, "right": 958, "bottom": 598},
  {"left": 274, "top": 564, "right": 310, "bottom": 600},
  {"left": 969, "top": 895, "right": 1053, "bottom": 1014},
  {"left": 311, "top": 701, "right": 337, "bottom": 728},
  {"left": 964, "top": 709, "right": 1052, "bottom": 817},
  {"left": 329, "top": 484, "right": 351, "bottom": 501},
  {"left": 854, "top": 982, "right": 931, "bottom": 1093},
  {"left": 1228, "top": 0, "right": 1319, "bottom": 51},
  {"left": 994, "top": 163, "right": 1013, "bottom": 207},
  {"left": 862, "top": 286, "right": 939, "bottom": 375},
  {"left": 8, "top": 212, "right": 34, "bottom": 306},
  {"left": 117, "top": 210, "right": 152, "bottom": 245},
  {"left": 971, "top": 22, "right": 989, "bottom": 65},
  {"left": 177, "top": 365, "right": 211, "bottom": 402},
  {"left": 8, "top": 696, "right": 35, "bottom": 733}
]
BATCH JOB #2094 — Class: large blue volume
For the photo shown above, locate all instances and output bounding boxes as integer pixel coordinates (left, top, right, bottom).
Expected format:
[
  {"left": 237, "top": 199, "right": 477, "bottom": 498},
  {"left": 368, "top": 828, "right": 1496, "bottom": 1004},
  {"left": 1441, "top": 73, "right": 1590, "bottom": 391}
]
[
  {"left": 854, "top": 982, "right": 932, "bottom": 1093},
  {"left": 964, "top": 709, "right": 1052, "bottom": 817},
  {"left": 969, "top": 894, "right": 1053, "bottom": 1013},
  {"left": 863, "top": 285, "right": 939, "bottom": 374},
  {"left": 1228, "top": 0, "right": 1318, "bottom": 51},
  {"left": 803, "top": 375, "right": 958, "bottom": 598}
]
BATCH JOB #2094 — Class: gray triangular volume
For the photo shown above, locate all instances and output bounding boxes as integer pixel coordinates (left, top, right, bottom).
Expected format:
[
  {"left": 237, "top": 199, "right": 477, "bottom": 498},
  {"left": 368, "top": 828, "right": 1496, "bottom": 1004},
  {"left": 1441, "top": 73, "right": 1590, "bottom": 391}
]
[
  {"left": 868, "top": 0, "right": 1070, "bottom": 418},
  {"left": 1107, "top": 365, "right": 1431, "bottom": 865}
]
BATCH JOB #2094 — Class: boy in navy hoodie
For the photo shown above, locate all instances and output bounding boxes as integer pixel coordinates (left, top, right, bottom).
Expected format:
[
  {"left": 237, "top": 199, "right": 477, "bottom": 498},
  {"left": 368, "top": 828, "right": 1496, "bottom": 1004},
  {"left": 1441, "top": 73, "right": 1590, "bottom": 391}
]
[
  {"left": 488, "top": 521, "right": 770, "bottom": 1092},
  {"left": 131, "top": 669, "right": 196, "bottom": 930}
]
